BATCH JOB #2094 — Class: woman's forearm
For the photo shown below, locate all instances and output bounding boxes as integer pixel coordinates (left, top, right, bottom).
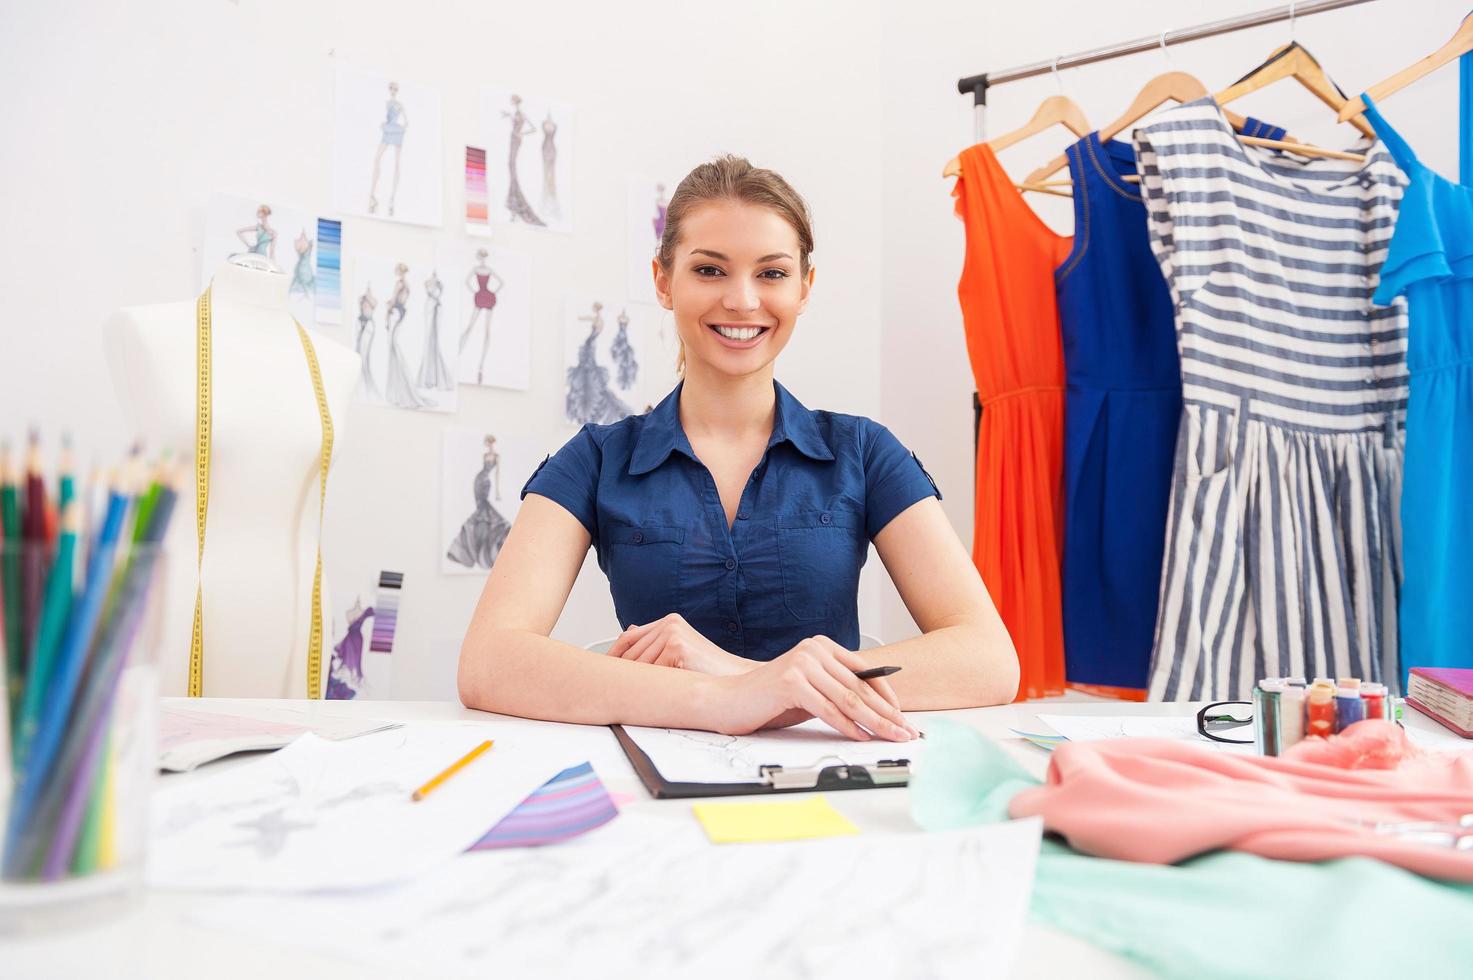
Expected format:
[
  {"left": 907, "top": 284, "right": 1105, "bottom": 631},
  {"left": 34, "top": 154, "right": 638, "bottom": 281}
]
[
  {"left": 860, "top": 620, "right": 1019, "bottom": 710},
  {"left": 458, "top": 627, "right": 724, "bottom": 728}
]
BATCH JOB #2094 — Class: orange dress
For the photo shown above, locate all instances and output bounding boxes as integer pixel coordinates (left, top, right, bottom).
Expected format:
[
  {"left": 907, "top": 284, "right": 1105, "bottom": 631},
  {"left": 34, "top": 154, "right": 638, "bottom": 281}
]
[{"left": 952, "top": 143, "right": 1069, "bottom": 701}]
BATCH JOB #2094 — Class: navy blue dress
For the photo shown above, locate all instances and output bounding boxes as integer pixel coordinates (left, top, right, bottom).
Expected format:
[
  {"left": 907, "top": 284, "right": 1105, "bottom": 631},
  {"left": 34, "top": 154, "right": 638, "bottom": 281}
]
[
  {"left": 1055, "top": 132, "right": 1185, "bottom": 693},
  {"left": 522, "top": 381, "right": 941, "bottom": 659}
]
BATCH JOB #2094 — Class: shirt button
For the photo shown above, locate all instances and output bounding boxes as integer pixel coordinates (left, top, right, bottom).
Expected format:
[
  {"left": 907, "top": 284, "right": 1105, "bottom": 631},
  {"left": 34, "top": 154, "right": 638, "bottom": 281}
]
[
  {"left": 1364, "top": 375, "right": 1376, "bottom": 385},
  {"left": 736, "top": 512, "right": 749, "bottom": 521},
  {"left": 632, "top": 531, "right": 643, "bottom": 544},
  {"left": 725, "top": 557, "right": 737, "bottom": 570},
  {"left": 819, "top": 513, "right": 832, "bottom": 525},
  {"left": 726, "top": 622, "right": 738, "bottom": 633}
]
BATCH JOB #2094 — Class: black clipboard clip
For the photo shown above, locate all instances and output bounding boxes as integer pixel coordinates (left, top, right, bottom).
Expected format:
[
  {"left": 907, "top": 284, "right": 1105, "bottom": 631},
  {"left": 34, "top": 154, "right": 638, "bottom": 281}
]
[{"left": 758, "top": 756, "right": 911, "bottom": 791}]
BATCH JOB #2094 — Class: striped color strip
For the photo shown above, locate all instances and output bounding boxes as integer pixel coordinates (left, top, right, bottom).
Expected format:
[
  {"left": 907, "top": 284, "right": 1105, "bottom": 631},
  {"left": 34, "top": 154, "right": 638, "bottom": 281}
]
[
  {"left": 368, "top": 569, "right": 402, "bottom": 653},
  {"left": 314, "top": 218, "right": 342, "bottom": 325},
  {"left": 465, "top": 146, "right": 489, "bottom": 226},
  {"left": 1136, "top": 99, "right": 1409, "bottom": 702},
  {"left": 467, "top": 762, "right": 619, "bottom": 850}
]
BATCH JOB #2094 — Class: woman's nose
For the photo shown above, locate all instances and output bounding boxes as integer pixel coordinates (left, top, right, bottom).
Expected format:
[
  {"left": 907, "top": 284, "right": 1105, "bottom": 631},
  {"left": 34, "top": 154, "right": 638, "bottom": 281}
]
[{"left": 722, "top": 279, "right": 759, "bottom": 312}]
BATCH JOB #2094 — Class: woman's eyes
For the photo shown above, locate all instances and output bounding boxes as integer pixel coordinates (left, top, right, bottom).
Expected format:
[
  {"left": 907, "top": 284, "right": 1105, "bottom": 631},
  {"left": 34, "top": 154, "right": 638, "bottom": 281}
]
[{"left": 693, "top": 266, "right": 789, "bottom": 280}]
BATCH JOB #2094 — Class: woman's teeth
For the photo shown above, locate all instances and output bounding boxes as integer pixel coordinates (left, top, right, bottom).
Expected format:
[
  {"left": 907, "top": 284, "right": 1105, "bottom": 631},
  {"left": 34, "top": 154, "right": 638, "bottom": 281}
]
[{"left": 714, "top": 325, "right": 764, "bottom": 341}]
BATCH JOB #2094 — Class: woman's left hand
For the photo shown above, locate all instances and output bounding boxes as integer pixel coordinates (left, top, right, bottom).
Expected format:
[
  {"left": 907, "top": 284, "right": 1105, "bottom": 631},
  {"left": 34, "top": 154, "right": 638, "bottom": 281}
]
[{"left": 606, "top": 614, "right": 753, "bottom": 676}]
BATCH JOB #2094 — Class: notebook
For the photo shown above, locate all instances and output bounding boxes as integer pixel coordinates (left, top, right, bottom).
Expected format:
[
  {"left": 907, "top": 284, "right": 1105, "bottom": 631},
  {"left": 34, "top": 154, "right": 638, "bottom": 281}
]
[{"left": 1406, "top": 667, "right": 1473, "bottom": 739}]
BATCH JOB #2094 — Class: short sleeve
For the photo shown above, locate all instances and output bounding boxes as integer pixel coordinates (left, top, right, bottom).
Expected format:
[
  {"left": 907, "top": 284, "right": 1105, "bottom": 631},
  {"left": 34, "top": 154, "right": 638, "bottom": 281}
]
[
  {"left": 861, "top": 420, "right": 941, "bottom": 539},
  {"left": 520, "top": 426, "right": 601, "bottom": 538}
]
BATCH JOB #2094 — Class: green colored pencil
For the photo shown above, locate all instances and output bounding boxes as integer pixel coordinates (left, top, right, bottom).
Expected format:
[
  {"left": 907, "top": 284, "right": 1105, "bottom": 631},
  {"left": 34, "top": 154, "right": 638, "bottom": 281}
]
[
  {"left": 1, "top": 446, "right": 23, "bottom": 730},
  {"left": 12, "top": 501, "right": 79, "bottom": 767}
]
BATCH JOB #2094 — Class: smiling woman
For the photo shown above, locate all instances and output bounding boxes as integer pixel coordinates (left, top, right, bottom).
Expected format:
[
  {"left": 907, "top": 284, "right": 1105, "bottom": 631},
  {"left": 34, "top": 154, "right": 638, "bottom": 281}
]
[{"left": 457, "top": 155, "right": 1020, "bottom": 742}]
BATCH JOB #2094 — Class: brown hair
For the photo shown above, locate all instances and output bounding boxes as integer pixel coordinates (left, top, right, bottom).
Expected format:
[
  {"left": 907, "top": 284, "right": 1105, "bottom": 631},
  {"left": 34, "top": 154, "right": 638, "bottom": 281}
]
[
  {"left": 657, "top": 155, "right": 813, "bottom": 276},
  {"left": 657, "top": 155, "right": 814, "bottom": 374}
]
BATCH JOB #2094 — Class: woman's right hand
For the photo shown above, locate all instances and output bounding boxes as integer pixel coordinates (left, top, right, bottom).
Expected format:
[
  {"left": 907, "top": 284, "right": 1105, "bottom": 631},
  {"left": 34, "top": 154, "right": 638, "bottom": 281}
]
[{"left": 705, "top": 636, "right": 918, "bottom": 742}]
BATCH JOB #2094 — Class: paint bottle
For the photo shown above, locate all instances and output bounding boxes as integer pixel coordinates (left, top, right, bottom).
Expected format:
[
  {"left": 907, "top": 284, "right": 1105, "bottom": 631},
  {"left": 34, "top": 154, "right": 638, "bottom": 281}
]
[
  {"left": 1334, "top": 685, "right": 1366, "bottom": 732},
  {"left": 1361, "top": 682, "right": 1388, "bottom": 721},
  {"left": 1306, "top": 682, "right": 1337, "bottom": 739},
  {"left": 1336, "top": 677, "right": 1362, "bottom": 691},
  {"left": 1255, "top": 681, "right": 1283, "bottom": 755},
  {"left": 1285, "top": 676, "right": 1307, "bottom": 688},
  {"left": 1277, "top": 684, "right": 1306, "bottom": 752}
]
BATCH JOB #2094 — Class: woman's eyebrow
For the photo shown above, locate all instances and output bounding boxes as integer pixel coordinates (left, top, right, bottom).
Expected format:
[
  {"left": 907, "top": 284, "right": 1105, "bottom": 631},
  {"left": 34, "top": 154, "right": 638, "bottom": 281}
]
[{"left": 689, "top": 248, "right": 793, "bottom": 262}]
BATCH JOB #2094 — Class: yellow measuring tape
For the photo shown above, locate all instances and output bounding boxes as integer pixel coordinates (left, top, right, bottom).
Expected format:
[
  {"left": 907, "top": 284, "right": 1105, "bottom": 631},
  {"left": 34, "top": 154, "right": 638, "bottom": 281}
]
[{"left": 190, "top": 288, "right": 334, "bottom": 698}]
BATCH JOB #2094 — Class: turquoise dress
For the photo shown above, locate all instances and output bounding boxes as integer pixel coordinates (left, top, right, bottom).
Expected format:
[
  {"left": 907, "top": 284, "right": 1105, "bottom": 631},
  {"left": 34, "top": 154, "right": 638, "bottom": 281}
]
[{"left": 1363, "top": 57, "right": 1473, "bottom": 688}]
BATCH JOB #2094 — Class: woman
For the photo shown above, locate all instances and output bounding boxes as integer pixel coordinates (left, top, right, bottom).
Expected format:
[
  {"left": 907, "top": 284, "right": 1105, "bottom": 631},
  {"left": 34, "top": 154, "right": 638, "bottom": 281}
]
[
  {"left": 459, "top": 155, "right": 1018, "bottom": 741},
  {"left": 369, "top": 81, "right": 408, "bottom": 216},
  {"left": 459, "top": 248, "right": 504, "bottom": 386}
]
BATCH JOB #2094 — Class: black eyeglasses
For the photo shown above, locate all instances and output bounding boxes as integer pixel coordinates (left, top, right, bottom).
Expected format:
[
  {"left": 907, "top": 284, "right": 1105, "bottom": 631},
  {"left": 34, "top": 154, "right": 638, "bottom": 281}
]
[{"left": 1196, "top": 700, "right": 1254, "bottom": 744}]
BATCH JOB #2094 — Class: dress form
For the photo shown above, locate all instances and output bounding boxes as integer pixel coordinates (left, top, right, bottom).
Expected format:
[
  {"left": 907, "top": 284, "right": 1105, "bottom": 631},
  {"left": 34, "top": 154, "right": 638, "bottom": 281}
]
[{"left": 102, "top": 256, "right": 360, "bottom": 697}]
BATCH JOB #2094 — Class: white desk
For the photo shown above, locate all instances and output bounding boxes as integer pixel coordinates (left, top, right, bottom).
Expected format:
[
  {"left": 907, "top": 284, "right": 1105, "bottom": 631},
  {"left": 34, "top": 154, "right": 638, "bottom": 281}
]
[{"left": 8, "top": 698, "right": 1455, "bottom": 979}]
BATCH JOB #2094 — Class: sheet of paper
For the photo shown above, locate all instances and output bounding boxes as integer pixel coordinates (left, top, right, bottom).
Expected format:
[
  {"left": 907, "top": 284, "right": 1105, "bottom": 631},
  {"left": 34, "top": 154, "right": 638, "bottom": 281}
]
[
  {"left": 158, "top": 706, "right": 401, "bottom": 772},
  {"left": 692, "top": 795, "right": 859, "bottom": 844},
  {"left": 1037, "top": 714, "right": 1256, "bottom": 753},
  {"left": 149, "top": 722, "right": 585, "bottom": 892},
  {"left": 189, "top": 812, "right": 1043, "bottom": 979},
  {"left": 622, "top": 718, "right": 924, "bottom": 784}
]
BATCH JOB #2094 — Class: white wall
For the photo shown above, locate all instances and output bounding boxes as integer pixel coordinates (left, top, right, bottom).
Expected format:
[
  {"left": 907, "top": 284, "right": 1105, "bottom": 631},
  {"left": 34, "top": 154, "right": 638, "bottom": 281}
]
[
  {"left": 0, "top": 0, "right": 887, "bottom": 699},
  {"left": 877, "top": 0, "right": 1467, "bottom": 644}
]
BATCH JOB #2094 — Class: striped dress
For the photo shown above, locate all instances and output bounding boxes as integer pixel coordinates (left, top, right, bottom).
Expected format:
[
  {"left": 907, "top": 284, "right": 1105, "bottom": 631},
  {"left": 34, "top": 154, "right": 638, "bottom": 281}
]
[{"left": 1135, "top": 98, "right": 1409, "bottom": 701}]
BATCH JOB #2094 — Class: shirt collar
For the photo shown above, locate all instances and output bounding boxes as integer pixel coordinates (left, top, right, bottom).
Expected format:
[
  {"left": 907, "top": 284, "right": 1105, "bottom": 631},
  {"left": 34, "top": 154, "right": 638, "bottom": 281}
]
[{"left": 627, "top": 380, "right": 834, "bottom": 476}]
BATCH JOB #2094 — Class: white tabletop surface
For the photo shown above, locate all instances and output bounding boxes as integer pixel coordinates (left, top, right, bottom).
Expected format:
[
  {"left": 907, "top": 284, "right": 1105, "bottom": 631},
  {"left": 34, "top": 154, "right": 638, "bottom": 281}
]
[{"left": 4, "top": 696, "right": 1455, "bottom": 979}]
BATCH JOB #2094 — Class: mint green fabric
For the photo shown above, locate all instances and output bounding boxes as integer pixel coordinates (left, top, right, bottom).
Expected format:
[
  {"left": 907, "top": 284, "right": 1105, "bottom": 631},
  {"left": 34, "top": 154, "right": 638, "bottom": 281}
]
[{"left": 912, "top": 719, "right": 1473, "bottom": 979}]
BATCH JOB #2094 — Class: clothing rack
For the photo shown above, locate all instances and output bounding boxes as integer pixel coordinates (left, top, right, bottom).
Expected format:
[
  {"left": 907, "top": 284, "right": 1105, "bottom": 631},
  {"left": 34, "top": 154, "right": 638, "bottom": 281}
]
[{"left": 955, "top": 0, "right": 1378, "bottom": 464}]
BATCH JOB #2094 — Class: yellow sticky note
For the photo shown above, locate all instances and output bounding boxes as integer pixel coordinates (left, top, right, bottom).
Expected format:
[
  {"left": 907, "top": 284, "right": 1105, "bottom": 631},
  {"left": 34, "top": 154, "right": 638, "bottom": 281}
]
[{"left": 692, "top": 795, "right": 860, "bottom": 844}]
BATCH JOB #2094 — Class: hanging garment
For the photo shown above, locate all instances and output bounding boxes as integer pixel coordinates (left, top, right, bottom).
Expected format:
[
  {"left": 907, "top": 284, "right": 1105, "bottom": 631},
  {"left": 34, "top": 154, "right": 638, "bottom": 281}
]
[
  {"left": 1135, "top": 98, "right": 1409, "bottom": 701},
  {"left": 1362, "top": 57, "right": 1473, "bottom": 688},
  {"left": 953, "top": 144, "right": 1070, "bottom": 700},
  {"left": 1055, "top": 134, "right": 1184, "bottom": 698}
]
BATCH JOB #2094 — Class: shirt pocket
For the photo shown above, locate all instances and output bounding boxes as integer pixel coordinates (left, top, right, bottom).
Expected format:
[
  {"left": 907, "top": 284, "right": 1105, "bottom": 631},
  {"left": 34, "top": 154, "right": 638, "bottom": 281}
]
[
  {"left": 776, "top": 508, "right": 862, "bottom": 622},
  {"left": 605, "top": 524, "right": 686, "bottom": 618}
]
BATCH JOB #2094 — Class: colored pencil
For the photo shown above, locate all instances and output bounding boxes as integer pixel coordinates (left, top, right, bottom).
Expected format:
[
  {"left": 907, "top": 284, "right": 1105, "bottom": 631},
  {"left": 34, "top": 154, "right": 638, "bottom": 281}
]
[
  {"left": 12, "top": 501, "right": 79, "bottom": 767},
  {"left": 412, "top": 740, "right": 494, "bottom": 801},
  {"left": 1, "top": 446, "right": 23, "bottom": 729},
  {"left": 20, "top": 432, "right": 46, "bottom": 665}
]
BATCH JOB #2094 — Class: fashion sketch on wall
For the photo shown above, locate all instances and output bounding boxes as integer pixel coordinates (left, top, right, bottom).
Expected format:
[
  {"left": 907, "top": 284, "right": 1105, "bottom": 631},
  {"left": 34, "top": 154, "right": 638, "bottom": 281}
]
[
  {"left": 450, "top": 244, "right": 532, "bottom": 391},
  {"left": 441, "top": 428, "right": 539, "bottom": 575},
  {"left": 563, "top": 297, "right": 679, "bottom": 426},
  {"left": 325, "top": 571, "right": 401, "bottom": 700},
  {"left": 334, "top": 65, "right": 443, "bottom": 227},
  {"left": 348, "top": 254, "right": 458, "bottom": 413},
  {"left": 201, "top": 193, "right": 340, "bottom": 327},
  {"left": 626, "top": 176, "right": 678, "bottom": 305},
  {"left": 480, "top": 88, "right": 575, "bottom": 234}
]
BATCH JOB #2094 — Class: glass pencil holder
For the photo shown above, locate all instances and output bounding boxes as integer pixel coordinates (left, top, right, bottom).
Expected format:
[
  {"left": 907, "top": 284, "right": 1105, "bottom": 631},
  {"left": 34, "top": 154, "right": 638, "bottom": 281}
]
[{"left": 0, "top": 541, "right": 166, "bottom": 934}]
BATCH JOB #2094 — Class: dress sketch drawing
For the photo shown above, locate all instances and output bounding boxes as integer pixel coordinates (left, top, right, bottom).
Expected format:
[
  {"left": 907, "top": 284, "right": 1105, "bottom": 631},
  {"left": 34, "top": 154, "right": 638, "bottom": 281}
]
[
  {"left": 369, "top": 81, "right": 408, "bottom": 216},
  {"left": 652, "top": 183, "right": 668, "bottom": 241},
  {"left": 566, "top": 301, "right": 631, "bottom": 425},
  {"left": 326, "top": 598, "right": 376, "bottom": 700},
  {"left": 382, "top": 263, "right": 425, "bottom": 408},
  {"left": 457, "top": 248, "right": 504, "bottom": 386},
  {"left": 356, "top": 285, "right": 381, "bottom": 399},
  {"left": 236, "top": 204, "right": 276, "bottom": 262},
  {"left": 610, "top": 308, "right": 638, "bottom": 390},
  {"left": 446, "top": 435, "right": 512, "bottom": 571},
  {"left": 502, "top": 95, "right": 545, "bottom": 226},
  {"left": 539, "top": 112, "right": 560, "bottom": 220},
  {"left": 289, "top": 229, "right": 316, "bottom": 297},
  {"left": 417, "top": 270, "right": 453, "bottom": 391}
]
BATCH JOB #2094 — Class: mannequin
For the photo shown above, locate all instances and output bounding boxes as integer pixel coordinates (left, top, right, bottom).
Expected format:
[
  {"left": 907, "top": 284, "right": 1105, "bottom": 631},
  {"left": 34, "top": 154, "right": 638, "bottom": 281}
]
[{"left": 103, "top": 256, "right": 360, "bottom": 697}]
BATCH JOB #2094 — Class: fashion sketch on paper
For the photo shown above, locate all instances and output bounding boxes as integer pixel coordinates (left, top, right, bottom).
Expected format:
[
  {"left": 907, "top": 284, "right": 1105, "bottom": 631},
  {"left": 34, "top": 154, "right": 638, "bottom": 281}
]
[
  {"left": 458, "top": 248, "right": 504, "bottom": 386},
  {"left": 566, "top": 301, "right": 631, "bottom": 425},
  {"left": 502, "top": 94, "right": 545, "bottom": 226},
  {"left": 289, "top": 229, "right": 316, "bottom": 298},
  {"left": 355, "top": 285, "right": 382, "bottom": 399},
  {"left": 382, "top": 263, "right": 425, "bottom": 409},
  {"left": 610, "top": 308, "right": 638, "bottom": 390},
  {"left": 446, "top": 435, "right": 512, "bottom": 571},
  {"left": 369, "top": 81, "right": 408, "bottom": 216},
  {"left": 539, "top": 112, "right": 560, "bottom": 220},
  {"left": 417, "top": 269, "right": 453, "bottom": 391},
  {"left": 326, "top": 597, "right": 376, "bottom": 700},
  {"left": 652, "top": 183, "right": 668, "bottom": 241},
  {"left": 236, "top": 204, "right": 276, "bottom": 262}
]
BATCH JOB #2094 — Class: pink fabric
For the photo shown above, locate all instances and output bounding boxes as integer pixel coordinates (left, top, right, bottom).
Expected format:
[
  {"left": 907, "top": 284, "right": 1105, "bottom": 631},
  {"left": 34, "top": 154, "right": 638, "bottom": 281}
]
[{"left": 1008, "top": 721, "right": 1473, "bottom": 881}]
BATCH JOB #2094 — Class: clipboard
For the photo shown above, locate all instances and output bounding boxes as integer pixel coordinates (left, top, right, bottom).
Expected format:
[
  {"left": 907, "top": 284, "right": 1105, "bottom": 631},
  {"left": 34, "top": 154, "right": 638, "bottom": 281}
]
[{"left": 611, "top": 725, "right": 912, "bottom": 800}]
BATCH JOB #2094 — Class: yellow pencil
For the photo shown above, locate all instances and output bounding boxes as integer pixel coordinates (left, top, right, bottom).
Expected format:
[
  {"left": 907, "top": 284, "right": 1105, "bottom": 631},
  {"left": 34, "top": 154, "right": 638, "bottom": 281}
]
[{"left": 411, "top": 740, "right": 494, "bottom": 801}]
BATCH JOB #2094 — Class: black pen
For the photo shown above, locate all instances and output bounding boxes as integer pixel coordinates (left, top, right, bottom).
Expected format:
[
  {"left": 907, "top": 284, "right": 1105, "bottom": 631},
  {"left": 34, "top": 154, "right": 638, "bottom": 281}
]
[{"left": 854, "top": 666, "right": 902, "bottom": 680}]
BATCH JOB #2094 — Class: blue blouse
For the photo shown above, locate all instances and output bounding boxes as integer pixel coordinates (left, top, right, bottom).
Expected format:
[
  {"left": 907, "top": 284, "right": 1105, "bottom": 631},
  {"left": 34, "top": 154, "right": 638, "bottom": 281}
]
[{"left": 521, "top": 381, "right": 941, "bottom": 660}]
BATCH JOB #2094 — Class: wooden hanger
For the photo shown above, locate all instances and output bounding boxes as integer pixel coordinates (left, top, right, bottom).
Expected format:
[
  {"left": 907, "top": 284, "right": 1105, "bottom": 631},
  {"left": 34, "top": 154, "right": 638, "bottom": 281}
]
[
  {"left": 1339, "top": 13, "right": 1473, "bottom": 121},
  {"left": 1216, "top": 41, "right": 1375, "bottom": 138},
  {"left": 942, "top": 94, "right": 1091, "bottom": 179}
]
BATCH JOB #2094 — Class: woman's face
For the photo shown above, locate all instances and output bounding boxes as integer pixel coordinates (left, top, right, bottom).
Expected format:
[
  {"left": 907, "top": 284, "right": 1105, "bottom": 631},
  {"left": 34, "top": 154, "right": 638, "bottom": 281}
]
[{"left": 653, "top": 201, "right": 812, "bottom": 382}]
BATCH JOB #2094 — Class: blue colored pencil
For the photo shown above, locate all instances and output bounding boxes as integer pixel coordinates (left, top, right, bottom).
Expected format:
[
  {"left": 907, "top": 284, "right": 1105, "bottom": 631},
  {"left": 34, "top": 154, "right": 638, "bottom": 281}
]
[{"left": 12, "top": 502, "right": 79, "bottom": 768}]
